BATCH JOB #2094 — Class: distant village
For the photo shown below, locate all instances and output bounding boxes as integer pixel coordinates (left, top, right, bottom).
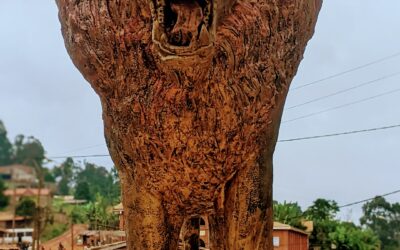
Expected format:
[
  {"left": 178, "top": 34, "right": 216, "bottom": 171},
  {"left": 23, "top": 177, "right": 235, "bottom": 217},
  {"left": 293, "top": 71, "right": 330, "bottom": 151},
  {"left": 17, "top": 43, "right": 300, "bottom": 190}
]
[{"left": 0, "top": 164, "right": 314, "bottom": 250}]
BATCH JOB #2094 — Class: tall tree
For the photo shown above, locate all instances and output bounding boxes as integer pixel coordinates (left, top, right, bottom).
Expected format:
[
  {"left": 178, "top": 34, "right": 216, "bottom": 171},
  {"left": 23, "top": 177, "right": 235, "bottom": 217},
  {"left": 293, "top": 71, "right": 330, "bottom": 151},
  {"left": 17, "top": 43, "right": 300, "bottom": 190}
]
[
  {"left": 53, "top": 157, "right": 77, "bottom": 195},
  {"left": 305, "top": 199, "right": 340, "bottom": 249},
  {"left": 74, "top": 162, "right": 120, "bottom": 203},
  {"left": 360, "top": 196, "right": 400, "bottom": 250},
  {"left": 0, "top": 120, "right": 13, "bottom": 166},
  {"left": 305, "top": 198, "right": 339, "bottom": 221},
  {"left": 13, "top": 135, "right": 45, "bottom": 167},
  {"left": 74, "top": 181, "right": 91, "bottom": 201},
  {"left": 273, "top": 201, "right": 306, "bottom": 230}
]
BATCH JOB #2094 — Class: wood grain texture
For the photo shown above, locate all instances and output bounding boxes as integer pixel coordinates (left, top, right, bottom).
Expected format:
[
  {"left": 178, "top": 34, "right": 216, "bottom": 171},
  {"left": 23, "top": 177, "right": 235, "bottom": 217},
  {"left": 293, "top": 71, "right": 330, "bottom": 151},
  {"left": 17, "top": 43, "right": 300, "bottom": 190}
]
[{"left": 57, "top": 0, "right": 322, "bottom": 249}]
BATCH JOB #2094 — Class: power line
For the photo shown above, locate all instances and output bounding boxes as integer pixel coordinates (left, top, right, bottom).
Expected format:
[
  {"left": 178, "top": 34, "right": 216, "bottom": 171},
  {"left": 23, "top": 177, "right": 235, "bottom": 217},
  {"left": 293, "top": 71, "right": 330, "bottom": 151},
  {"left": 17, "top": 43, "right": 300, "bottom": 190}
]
[
  {"left": 278, "top": 123, "right": 400, "bottom": 142},
  {"left": 283, "top": 87, "right": 400, "bottom": 124},
  {"left": 339, "top": 189, "right": 400, "bottom": 209},
  {"left": 55, "top": 143, "right": 106, "bottom": 155},
  {"left": 291, "top": 51, "right": 400, "bottom": 90},
  {"left": 49, "top": 123, "right": 400, "bottom": 159},
  {"left": 280, "top": 188, "right": 400, "bottom": 221},
  {"left": 49, "top": 154, "right": 110, "bottom": 159},
  {"left": 286, "top": 71, "right": 400, "bottom": 110}
]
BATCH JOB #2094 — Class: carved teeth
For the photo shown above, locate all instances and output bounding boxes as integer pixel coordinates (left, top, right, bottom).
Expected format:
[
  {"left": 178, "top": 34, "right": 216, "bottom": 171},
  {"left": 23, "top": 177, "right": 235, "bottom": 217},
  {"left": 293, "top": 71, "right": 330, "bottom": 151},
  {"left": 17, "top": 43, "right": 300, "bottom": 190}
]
[
  {"left": 203, "top": 1, "right": 211, "bottom": 25},
  {"left": 156, "top": 0, "right": 166, "bottom": 26},
  {"left": 156, "top": 0, "right": 165, "bottom": 6}
]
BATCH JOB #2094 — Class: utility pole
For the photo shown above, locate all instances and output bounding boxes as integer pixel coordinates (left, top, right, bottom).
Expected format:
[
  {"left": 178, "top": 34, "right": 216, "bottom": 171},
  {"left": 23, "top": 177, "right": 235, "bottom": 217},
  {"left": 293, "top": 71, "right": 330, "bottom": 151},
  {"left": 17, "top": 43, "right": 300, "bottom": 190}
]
[
  {"left": 32, "top": 161, "right": 44, "bottom": 250},
  {"left": 71, "top": 219, "right": 74, "bottom": 250},
  {"left": 11, "top": 168, "right": 16, "bottom": 242}
]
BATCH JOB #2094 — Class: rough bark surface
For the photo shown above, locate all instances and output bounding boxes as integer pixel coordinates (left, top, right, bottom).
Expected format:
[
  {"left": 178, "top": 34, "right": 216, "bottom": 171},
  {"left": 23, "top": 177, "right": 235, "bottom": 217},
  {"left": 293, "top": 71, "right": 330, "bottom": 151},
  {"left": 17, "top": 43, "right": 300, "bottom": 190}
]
[{"left": 57, "top": 0, "right": 321, "bottom": 249}]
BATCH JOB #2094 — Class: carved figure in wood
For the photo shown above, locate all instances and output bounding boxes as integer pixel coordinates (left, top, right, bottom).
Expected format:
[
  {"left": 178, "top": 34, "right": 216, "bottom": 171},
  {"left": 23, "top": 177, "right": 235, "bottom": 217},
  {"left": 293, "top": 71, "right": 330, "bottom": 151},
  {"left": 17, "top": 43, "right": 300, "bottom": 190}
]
[{"left": 57, "top": 0, "right": 322, "bottom": 249}]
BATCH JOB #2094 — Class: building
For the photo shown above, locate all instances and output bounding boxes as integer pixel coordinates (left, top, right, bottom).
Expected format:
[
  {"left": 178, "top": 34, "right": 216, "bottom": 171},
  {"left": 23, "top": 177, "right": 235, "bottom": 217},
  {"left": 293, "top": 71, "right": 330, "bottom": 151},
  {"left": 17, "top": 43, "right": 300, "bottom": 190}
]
[
  {"left": 0, "top": 212, "right": 32, "bottom": 229},
  {"left": 273, "top": 222, "right": 310, "bottom": 250},
  {"left": 0, "top": 165, "right": 37, "bottom": 187},
  {"left": 4, "top": 188, "right": 52, "bottom": 208},
  {"left": 113, "top": 203, "right": 124, "bottom": 231},
  {"left": 54, "top": 195, "right": 87, "bottom": 205},
  {"left": 78, "top": 230, "right": 126, "bottom": 248},
  {"left": 199, "top": 217, "right": 210, "bottom": 248}
]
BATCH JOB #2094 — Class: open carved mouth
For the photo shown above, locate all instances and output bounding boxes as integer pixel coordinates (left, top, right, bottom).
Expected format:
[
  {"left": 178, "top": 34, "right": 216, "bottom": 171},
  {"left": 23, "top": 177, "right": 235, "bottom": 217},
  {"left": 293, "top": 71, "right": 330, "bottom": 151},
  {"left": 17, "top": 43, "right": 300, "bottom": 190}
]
[{"left": 151, "top": 0, "right": 216, "bottom": 58}]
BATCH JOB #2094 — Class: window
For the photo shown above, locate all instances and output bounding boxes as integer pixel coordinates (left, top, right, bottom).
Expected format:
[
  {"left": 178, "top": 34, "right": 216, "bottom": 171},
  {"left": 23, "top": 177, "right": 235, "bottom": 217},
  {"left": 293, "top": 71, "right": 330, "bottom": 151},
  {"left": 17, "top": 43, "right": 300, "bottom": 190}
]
[{"left": 273, "top": 237, "right": 280, "bottom": 247}]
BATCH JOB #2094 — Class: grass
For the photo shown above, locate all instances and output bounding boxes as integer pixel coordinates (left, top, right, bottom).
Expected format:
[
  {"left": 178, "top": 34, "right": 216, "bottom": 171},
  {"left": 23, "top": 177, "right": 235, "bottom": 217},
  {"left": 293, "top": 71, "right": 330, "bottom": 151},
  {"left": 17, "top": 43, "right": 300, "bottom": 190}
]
[{"left": 41, "top": 222, "right": 68, "bottom": 242}]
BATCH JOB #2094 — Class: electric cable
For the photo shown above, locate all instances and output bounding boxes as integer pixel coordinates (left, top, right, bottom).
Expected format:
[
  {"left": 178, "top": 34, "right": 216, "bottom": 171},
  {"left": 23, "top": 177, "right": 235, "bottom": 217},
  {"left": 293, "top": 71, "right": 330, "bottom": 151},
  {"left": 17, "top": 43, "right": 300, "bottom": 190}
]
[
  {"left": 278, "top": 123, "right": 400, "bottom": 142},
  {"left": 286, "top": 71, "right": 400, "bottom": 110},
  {"left": 48, "top": 123, "right": 400, "bottom": 159},
  {"left": 291, "top": 51, "right": 400, "bottom": 90},
  {"left": 283, "top": 87, "right": 400, "bottom": 123}
]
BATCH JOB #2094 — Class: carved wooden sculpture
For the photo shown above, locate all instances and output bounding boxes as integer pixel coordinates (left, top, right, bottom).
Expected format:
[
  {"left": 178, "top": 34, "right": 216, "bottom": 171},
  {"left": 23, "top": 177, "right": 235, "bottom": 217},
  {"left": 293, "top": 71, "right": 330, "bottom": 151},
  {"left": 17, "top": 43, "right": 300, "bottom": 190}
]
[{"left": 57, "top": 0, "right": 321, "bottom": 249}]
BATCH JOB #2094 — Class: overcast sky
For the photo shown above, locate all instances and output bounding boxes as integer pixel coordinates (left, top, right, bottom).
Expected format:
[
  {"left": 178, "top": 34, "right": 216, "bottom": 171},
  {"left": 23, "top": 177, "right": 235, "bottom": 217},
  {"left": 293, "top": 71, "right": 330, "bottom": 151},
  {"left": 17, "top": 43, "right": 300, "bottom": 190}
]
[{"left": 1, "top": 0, "right": 399, "bottom": 222}]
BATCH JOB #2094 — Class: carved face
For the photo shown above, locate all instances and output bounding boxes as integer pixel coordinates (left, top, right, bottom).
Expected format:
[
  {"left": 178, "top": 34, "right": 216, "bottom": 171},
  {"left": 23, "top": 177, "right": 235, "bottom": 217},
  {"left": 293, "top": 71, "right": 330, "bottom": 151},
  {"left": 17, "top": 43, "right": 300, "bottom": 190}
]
[{"left": 150, "top": 0, "right": 236, "bottom": 64}]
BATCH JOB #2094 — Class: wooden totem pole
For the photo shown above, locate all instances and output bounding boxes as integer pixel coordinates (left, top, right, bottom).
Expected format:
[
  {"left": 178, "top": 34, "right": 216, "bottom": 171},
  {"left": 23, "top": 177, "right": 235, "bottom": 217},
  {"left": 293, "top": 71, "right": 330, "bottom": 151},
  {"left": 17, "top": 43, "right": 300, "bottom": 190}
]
[{"left": 57, "top": 0, "right": 322, "bottom": 249}]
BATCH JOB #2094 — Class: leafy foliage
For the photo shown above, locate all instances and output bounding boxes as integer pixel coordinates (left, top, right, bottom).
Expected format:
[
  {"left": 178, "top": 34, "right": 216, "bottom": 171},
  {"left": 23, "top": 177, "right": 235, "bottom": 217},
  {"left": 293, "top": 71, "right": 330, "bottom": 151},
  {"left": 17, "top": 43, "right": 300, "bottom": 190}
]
[
  {"left": 40, "top": 222, "right": 68, "bottom": 242},
  {"left": 74, "top": 162, "right": 120, "bottom": 204},
  {"left": 86, "top": 195, "right": 119, "bottom": 230},
  {"left": 13, "top": 135, "right": 46, "bottom": 167},
  {"left": 53, "top": 157, "right": 77, "bottom": 195},
  {"left": 16, "top": 198, "right": 36, "bottom": 217},
  {"left": 273, "top": 201, "right": 306, "bottom": 230},
  {"left": 360, "top": 196, "right": 400, "bottom": 250},
  {"left": 305, "top": 198, "right": 339, "bottom": 221},
  {"left": 0, "top": 120, "right": 13, "bottom": 166},
  {"left": 329, "top": 222, "right": 380, "bottom": 250},
  {"left": 74, "top": 181, "right": 91, "bottom": 201}
]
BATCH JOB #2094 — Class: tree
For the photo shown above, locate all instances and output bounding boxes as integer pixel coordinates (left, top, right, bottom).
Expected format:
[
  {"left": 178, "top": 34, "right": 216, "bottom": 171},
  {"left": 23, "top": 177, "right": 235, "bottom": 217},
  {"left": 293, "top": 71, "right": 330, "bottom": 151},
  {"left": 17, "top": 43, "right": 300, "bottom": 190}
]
[
  {"left": 360, "top": 196, "right": 400, "bottom": 250},
  {"left": 43, "top": 167, "right": 56, "bottom": 183},
  {"left": 302, "top": 198, "right": 380, "bottom": 250},
  {"left": 86, "top": 195, "right": 119, "bottom": 230},
  {"left": 0, "top": 120, "right": 13, "bottom": 166},
  {"left": 74, "top": 162, "right": 120, "bottom": 204},
  {"left": 305, "top": 198, "right": 339, "bottom": 221},
  {"left": 16, "top": 198, "right": 36, "bottom": 217},
  {"left": 329, "top": 222, "right": 380, "bottom": 250},
  {"left": 305, "top": 199, "right": 340, "bottom": 249},
  {"left": 74, "top": 181, "right": 91, "bottom": 201},
  {"left": 13, "top": 135, "right": 45, "bottom": 167},
  {"left": 0, "top": 178, "right": 9, "bottom": 209},
  {"left": 273, "top": 201, "right": 306, "bottom": 230},
  {"left": 53, "top": 157, "right": 77, "bottom": 195}
]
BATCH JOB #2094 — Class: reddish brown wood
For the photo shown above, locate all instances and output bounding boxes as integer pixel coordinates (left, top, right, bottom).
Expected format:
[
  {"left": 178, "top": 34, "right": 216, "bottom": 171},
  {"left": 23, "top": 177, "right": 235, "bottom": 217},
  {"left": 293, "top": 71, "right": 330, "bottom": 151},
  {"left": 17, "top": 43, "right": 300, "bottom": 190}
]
[{"left": 57, "top": 0, "right": 321, "bottom": 249}]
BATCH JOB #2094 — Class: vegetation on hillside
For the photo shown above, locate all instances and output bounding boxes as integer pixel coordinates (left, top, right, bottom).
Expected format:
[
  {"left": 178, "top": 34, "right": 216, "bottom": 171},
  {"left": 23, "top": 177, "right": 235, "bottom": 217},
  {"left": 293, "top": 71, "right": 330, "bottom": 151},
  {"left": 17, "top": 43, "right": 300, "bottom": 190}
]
[{"left": 0, "top": 119, "right": 121, "bottom": 241}]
